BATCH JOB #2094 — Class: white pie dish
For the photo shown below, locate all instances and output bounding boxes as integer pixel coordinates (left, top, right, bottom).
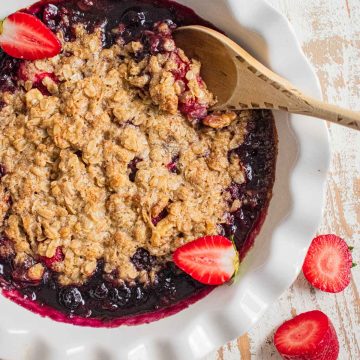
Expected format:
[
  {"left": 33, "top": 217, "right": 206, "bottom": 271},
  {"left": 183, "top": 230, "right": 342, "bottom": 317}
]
[{"left": 0, "top": 0, "right": 329, "bottom": 359}]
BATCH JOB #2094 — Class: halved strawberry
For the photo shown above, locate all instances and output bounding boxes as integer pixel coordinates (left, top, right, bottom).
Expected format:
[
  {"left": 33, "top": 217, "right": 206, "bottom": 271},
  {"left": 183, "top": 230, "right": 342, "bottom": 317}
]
[
  {"left": 274, "top": 310, "right": 339, "bottom": 360},
  {"left": 173, "top": 235, "right": 239, "bottom": 285},
  {"left": 0, "top": 12, "right": 61, "bottom": 60},
  {"left": 303, "top": 234, "right": 353, "bottom": 293}
]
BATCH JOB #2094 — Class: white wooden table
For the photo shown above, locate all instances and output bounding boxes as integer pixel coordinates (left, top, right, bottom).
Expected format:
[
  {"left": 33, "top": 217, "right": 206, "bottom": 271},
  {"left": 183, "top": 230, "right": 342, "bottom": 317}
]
[{"left": 208, "top": 1, "right": 360, "bottom": 358}]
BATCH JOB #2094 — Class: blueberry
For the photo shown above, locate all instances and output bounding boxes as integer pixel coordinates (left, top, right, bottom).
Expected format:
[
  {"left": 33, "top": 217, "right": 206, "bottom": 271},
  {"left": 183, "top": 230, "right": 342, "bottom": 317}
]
[
  {"left": 121, "top": 10, "right": 146, "bottom": 27},
  {"left": 109, "top": 285, "right": 131, "bottom": 306},
  {"left": 42, "top": 4, "right": 60, "bottom": 30},
  {"left": 227, "top": 183, "right": 241, "bottom": 200},
  {"left": 59, "top": 287, "right": 84, "bottom": 310},
  {"left": 155, "top": 268, "right": 176, "bottom": 297},
  {"left": 0, "top": 54, "right": 19, "bottom": 93},
  {"left": 162, "top": 277, "right": 176, "bottom": 296},
  {"left": 131, "top": 248, "right": 157, "bottom": 271},
  {"left": 89, "top": 283, "right": 109, "bottom": 300}
]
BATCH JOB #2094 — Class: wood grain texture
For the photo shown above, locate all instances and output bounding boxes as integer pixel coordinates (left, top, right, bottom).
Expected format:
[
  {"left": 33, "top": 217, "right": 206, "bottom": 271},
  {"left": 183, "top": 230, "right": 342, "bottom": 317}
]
[
  {"left": 207, "top": 0, "right": 360, "bottom": 358},
  {"left": 176, "top": 25, "right": 360, "bottom": 129}
]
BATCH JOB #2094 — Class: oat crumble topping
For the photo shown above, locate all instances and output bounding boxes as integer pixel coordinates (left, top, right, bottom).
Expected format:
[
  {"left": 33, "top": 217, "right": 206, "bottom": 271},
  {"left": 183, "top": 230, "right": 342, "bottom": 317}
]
[{"left": 0, "top": 24, "right": 250, "bottom": 287}]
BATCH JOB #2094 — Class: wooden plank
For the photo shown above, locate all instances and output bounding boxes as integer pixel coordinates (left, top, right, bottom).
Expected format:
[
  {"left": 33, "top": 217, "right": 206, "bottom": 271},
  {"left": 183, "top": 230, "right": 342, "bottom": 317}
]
[{"left": 208, "top": 0, "right": 360, "bottom": 358}]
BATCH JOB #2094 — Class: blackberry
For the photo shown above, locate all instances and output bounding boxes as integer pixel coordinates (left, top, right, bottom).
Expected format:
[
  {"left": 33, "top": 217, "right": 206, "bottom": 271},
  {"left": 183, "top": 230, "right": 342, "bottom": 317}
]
[
  {"left": 0, "top": 53, "right": 20, "bottom": 93},
  {"left": 120, "top": 9, "right": 146, "bottom": 27},
  {"left": 42, "top": 4, "right": 60, "bottom": 31},
  {"left": 155, "top": 268, "right": 176, "bottom": 297},
  {"left": 131, "top": 248, "right": 157, "bottom": 271},
  {"left": 59, "top": 287, "right": 84, "bottom": 310},
  {"left": 109, "top": 285, "right": 131, "bottom": 306},
  {"left": 89, "top": 282, "right": 109, "bottom": 300},
  {"left": 132, "top": 285, "right": 148, "bottom": 303}
]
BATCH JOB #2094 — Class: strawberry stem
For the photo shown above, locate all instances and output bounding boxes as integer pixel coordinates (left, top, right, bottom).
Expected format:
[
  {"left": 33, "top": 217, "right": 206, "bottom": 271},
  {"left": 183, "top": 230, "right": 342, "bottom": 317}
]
[
  {"left": 229, "top": 246, "right": 240, "bottom": 285},
  {"left": 0, "top": 19, "right": 4, "bottom": 36},
  {"left": 349, "top": 246, "right": 354, "bottom": 251},
  {"left": 352, "top": 263, "right": 357, "bottom": 268}
]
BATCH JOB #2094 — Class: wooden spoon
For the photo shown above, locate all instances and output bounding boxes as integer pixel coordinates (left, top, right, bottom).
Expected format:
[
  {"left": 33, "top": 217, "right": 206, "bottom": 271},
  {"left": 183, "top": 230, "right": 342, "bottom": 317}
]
[{"left": 173, "top": 26, "right": 360, "bottom": 130}]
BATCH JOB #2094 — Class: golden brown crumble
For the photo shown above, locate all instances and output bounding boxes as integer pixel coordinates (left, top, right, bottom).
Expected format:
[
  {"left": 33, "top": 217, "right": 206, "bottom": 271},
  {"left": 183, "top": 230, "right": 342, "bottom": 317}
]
[{"left": 0, "top": 26, "right": 249, "bottom": 286}]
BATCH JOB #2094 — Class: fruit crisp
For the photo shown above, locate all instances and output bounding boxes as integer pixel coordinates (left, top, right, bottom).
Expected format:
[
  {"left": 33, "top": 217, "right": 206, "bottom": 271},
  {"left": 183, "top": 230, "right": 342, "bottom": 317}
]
[{"left": 0, "top": 0, "right": 277, "bottom": 325}]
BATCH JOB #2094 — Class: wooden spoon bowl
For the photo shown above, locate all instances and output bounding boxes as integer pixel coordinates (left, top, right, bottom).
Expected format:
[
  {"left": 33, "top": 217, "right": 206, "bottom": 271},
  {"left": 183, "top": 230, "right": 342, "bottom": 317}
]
[{"left": 174, "top": 26, "right": 360, "bottom": 130}]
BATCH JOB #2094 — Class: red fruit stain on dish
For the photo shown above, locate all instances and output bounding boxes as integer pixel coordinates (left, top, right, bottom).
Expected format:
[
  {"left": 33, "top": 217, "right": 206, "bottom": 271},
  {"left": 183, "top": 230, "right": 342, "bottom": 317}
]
[
  {"left": 0, "top": 12, "right": 61, "bottom": 60},
  {"left": 302, "top": 234, "right": 353, "bottom": 293},
  {"left": 40, "top": 246, "right": 64, "bottom": 269},
  {"left": 173, "top": 235, "right": 239, "bottom": 285},
  {"left": 274, "top": 310, "right": 339, "bottom": 360},
  {"left": 2, "top": 285, "right": 213, "bottom": 328}
]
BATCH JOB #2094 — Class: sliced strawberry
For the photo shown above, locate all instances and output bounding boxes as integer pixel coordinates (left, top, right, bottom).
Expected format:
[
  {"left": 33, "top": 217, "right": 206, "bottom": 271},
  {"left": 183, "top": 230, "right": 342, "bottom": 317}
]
[
  {"left": 173, "top": 235, "right": 239, "bottom": 285},
  {"left": 274, "top": 310, "right": 339, "bottom": 360},
  {"left": 0, "top": 12, "right": 61, "bottom": 60},
  {"left": 40, "top": 246, "right": 64, "bottom": 269},
  {"left": 303, "top": 234, "right": 352, "bottom": 293}
]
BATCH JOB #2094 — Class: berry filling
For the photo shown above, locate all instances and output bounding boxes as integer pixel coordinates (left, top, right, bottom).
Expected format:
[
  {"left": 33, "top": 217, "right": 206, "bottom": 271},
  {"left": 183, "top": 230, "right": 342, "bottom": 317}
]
[
  {"left": 151, "top": 208, "right": 169, "bottom": 226},
  {"left": 40, "top": 247, "right": 65, "bottom": 269},
  {"left": 0, "top": 164, "right": 7, "bottom": 179},
  {"left": 127, "top": 157, "right": 142, "bottom": 182},
  {"left": 166, "top": 154, "right": 180, "bottom": 174},
  {"left": 0, "top": 54, "right": 20, "bottom": 95},
  {"left": 178, "top": 98, "right": 208, "bottom": 121},
  {"left": 33, "top": 72, "right": 59, "bottom": 96}
]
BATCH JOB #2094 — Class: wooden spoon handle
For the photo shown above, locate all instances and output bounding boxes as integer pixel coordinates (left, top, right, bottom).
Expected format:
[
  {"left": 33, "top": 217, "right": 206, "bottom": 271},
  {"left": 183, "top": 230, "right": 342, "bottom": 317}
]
[
  {"left": 222, "top": 43, "right": 360, "bottom": 130},
  {"left": 291, "top": 96, "right": 360, "bottom": 130}
]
